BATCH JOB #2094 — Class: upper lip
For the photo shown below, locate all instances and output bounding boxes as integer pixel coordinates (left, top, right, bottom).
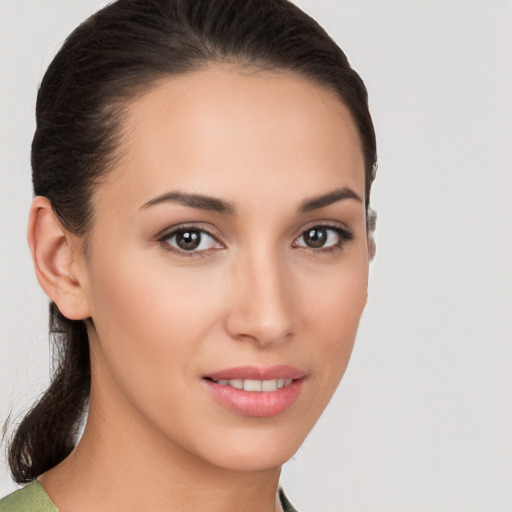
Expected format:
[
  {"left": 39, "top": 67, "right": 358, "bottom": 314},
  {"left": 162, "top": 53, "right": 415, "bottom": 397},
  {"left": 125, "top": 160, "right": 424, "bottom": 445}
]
[{"left": 205, "top": 365, "right": 306, "bottom": 381}]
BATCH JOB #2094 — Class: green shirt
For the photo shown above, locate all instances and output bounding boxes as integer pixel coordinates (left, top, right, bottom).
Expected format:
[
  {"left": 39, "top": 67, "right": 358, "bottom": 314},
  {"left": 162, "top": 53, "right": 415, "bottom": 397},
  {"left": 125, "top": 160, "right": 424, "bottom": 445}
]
[
  {"left": 0, "top": 482, "right": 56, "bottom": 512},
  {"left": 0, "top": 481, "right": 299, "bottom": 512}
]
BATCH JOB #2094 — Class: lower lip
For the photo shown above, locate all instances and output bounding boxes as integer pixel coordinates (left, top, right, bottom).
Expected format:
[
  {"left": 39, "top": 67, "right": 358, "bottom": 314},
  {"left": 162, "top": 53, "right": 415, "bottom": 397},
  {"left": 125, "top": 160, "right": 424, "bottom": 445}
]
[{"left": 203, "top": 378, "right": 304, "bottom": 418}]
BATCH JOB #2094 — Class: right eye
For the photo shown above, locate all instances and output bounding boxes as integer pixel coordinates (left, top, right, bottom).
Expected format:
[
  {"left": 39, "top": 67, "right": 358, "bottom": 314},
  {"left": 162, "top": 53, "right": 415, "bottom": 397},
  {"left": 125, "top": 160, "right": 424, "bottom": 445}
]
[
  {"left": 293, "top": 223, "right": 353, "bottom": 252},
  {"left": 159, "top": 227, "right": 223, "bottom": 254}
]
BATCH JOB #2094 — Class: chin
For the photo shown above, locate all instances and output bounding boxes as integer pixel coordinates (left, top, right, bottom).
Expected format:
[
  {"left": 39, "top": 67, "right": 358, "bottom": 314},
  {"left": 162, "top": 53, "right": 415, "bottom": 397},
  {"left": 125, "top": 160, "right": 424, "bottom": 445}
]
[
  {"left": 207, "top": 443, "right": 299, "bottom": 473},
  {"left": 185, "top": 418, "right": 314, "bottom": 474}
]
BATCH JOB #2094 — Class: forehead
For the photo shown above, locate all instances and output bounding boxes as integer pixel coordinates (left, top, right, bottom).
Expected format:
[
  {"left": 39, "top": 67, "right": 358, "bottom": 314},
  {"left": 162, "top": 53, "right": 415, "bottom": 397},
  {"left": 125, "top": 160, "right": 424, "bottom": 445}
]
[{"left": 98, "top": 65, "right": 365, "bottom": 212}]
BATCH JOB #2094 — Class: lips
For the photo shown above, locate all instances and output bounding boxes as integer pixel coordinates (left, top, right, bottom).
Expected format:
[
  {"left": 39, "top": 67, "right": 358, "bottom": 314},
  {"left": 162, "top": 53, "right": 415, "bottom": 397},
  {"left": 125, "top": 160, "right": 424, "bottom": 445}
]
[{"left": 203, "top": 365, "right": 305, "bottom": 417}]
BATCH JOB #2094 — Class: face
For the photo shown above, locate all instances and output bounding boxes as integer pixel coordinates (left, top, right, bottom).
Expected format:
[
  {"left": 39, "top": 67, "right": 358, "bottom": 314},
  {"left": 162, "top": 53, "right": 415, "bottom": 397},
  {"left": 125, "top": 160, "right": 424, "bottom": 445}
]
[{"left": 79, "top": 65, "right": 369, "bottom": 473}]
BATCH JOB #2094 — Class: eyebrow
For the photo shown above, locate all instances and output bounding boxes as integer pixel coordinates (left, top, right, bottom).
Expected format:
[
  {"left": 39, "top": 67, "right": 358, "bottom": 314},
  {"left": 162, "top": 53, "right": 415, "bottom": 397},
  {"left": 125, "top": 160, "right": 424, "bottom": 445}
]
[
  {"left": 139, "top": 186, "right": 362, "bottom": 215},
  {"left": 298, "top": 187, "right": 362, "bottom": 212},
  {"left": 140, "top": 191, "right": 235, "bottom": 214}
]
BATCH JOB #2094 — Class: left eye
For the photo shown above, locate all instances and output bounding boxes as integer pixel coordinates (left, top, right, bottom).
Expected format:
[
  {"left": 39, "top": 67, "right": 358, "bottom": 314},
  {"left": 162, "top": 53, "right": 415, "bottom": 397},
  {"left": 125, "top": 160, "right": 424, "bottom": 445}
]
[
  {"left": 294, "top": 226, "right": 350, "bottom": 249},
  {"left": 162, "top": 228, "right": 220, "bottom": 252}
]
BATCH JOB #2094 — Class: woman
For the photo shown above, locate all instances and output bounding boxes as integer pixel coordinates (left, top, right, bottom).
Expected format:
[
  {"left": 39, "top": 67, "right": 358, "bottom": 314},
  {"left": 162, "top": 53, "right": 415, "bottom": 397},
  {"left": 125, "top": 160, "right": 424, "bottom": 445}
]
[{"left": 1, "top": 0, "right": 376, "bottom": 510}]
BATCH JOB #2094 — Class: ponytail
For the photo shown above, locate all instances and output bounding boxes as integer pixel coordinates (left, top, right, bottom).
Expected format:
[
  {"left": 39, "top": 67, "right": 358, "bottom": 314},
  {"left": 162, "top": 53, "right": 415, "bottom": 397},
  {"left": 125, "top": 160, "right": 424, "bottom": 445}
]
[{"left": 8, "top": 304, "right": 90, "bottom": 483}]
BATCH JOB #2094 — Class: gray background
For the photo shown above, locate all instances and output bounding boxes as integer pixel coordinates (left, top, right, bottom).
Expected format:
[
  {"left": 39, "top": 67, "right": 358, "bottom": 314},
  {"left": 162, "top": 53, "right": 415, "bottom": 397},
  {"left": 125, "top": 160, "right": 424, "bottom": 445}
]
[{"left": 1, "top": 1, "right": 511, "bottom": 510}]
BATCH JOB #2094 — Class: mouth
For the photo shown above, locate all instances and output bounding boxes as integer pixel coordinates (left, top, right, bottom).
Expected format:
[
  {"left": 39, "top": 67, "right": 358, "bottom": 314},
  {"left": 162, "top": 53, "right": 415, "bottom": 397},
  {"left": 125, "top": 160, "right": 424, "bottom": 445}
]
[{"left": 203, "top": 366, "right": 306, "bottom": 417}]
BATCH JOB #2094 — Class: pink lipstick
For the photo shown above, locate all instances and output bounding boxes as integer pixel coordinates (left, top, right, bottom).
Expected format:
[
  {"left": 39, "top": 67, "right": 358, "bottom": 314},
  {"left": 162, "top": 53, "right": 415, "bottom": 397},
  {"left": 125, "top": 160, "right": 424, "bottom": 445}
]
[{"left": 203, "top": 365, "right": 305, "bottom": 417}]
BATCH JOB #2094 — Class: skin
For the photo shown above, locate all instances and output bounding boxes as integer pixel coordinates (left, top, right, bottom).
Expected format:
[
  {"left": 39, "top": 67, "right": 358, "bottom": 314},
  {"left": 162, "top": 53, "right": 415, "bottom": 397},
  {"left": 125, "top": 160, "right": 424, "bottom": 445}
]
[{"left": 29, "top": 64, "right": 369, "bottom": 512}]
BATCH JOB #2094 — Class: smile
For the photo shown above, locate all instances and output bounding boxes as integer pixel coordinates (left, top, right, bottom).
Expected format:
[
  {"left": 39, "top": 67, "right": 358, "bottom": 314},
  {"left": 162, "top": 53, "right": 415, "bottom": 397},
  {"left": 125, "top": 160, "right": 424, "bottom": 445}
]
[{"left": 203, "top": 366, "right": 306, "bottom": 417}]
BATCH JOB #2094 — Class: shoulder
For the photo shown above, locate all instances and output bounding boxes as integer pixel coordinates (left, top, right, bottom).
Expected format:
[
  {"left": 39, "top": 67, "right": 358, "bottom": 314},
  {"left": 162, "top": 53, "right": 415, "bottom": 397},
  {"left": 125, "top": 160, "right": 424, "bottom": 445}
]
[{"left": 0, "top": 481, "right": 59, "bottom": 512}]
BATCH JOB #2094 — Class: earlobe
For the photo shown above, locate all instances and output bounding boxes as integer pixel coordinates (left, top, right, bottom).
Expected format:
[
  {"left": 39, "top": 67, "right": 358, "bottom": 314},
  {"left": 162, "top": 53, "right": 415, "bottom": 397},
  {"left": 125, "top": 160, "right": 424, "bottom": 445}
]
[{"left": 27, "top": 196, "right": 91, "bottom": 320}]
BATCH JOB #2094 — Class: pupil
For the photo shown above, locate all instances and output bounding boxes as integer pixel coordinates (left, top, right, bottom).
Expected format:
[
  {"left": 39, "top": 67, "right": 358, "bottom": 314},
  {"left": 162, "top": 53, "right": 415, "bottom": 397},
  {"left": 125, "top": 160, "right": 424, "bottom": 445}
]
[
  {"left": 305, "top": 227, "right": 327, "bottom": 248},
  {"left": 176, "top": 230, "right": 201, "bottom": 250}
]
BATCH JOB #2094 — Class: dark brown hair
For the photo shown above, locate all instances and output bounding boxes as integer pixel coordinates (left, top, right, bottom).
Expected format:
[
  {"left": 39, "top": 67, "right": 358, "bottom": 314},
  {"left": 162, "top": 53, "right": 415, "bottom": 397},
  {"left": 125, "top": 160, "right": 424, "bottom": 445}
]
[{"left": 7, "top": 0, "right": 377, "bottom": 483}]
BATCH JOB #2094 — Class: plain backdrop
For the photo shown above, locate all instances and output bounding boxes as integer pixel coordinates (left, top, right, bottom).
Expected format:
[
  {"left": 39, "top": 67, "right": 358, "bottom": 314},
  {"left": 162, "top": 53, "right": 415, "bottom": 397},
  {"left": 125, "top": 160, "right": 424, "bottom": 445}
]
[{"left": 1, "top": 1, "right": 511, "bottom": 511}]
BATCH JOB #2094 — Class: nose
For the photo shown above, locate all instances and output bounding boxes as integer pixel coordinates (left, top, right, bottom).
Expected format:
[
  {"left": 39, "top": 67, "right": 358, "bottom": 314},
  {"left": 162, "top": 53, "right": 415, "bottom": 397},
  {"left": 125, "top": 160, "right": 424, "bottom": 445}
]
[{"left": 224, "top": 249, "right": 295, "bottom": 346}]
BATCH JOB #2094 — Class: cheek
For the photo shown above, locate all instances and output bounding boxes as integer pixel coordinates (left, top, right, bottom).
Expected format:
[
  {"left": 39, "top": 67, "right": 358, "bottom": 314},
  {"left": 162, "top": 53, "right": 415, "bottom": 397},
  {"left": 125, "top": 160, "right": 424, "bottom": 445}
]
[
  {"left": 299, "top": 254, "right": 368, "bottom": 383},
  {"left": 85, "top": 247, "right": 225, "bottom": 396}
]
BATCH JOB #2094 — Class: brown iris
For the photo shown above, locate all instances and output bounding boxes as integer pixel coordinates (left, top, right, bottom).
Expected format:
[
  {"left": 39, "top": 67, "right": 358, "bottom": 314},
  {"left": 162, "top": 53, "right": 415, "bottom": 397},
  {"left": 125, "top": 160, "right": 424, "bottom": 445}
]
[{"left": 303, "top": 227, "right": 328, "bottom": 248}]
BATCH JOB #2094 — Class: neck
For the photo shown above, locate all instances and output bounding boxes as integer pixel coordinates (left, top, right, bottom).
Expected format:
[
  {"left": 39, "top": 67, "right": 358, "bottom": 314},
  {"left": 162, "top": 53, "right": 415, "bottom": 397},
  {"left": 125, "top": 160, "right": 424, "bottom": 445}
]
[{"left": 39, "top": 382, "right": 283, "bottom": 512}]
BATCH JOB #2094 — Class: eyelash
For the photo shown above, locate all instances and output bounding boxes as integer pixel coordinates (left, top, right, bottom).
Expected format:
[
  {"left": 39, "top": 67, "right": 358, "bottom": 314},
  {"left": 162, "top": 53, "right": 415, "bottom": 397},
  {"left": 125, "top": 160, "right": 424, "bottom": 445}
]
[{"left": 156, "top": 223, "right": 353, "bottom": 257}]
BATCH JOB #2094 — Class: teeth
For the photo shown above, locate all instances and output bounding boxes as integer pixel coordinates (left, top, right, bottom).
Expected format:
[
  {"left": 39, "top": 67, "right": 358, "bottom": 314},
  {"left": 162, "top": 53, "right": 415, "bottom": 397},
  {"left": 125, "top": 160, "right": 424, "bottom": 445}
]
[
  {"left": 244, "top": 379, "right": 262, "bottom": 391},
  {"left": 229, "top": 379, "right": 244, "bottom": 390},
  {"left": 214, "top": 378, "right": 294, "bottom": 391},
  {"left": 261, "top": 379, "right": 277, "bottom": 391}
]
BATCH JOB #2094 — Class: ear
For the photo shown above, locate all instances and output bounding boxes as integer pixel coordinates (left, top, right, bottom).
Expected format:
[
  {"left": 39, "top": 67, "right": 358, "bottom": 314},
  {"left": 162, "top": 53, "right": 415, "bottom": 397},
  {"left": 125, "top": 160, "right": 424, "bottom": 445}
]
[
  {"left": 367, "top": 207, "right": 377, "bottom": 261},
  {"left": 367, "top": 235, "right": 376, "bottom": 261},
  {"left": 27, "top": 196, "right": 91, "bottom": 320}
]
